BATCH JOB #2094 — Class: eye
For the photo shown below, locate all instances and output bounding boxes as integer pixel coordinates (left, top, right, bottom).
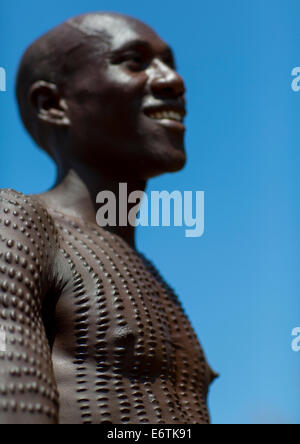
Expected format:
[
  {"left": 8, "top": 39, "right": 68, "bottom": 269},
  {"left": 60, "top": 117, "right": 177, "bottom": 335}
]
[
  {"left": 123, "top": 53, "right": 149, "bottom": 71},
  {"left": 111, "top": 51, "right": 150, "bottom": 72}
]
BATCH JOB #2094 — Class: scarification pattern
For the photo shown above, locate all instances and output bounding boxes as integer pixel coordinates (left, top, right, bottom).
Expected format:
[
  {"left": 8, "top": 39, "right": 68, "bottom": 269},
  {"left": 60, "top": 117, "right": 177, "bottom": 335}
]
[
  {"left": 0, "top": 189, "right": 213, "bottom": 424},
  {"left": 0, "top": 189, "right": 59, "bottom": 424},
  {"left": 58, "top": 245, "right": 93, "bottom": 424},
  {"left": 137, "top": 254, "right": 210, "bottom": 424},
  {"left": 50, "top": 208, "right": 213, "bottom": 424}
]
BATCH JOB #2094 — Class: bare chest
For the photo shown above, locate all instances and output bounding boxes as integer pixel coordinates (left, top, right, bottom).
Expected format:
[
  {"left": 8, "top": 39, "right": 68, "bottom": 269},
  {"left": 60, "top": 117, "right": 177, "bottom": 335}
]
[
  {"left": 49, "top": 216, "right": 210, "bottom": 424},
  {"left": 51, "top": 217, "right": 204, "bottom": 378}
]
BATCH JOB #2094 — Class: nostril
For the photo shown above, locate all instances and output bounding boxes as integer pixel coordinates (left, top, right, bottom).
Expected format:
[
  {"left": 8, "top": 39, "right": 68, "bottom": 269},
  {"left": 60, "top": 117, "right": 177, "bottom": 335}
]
[
  {"left": 163, "top": 87, "right": 176, "bottom": 95},
  {"left": 152, "top": 85, "right": 184, "bottom": 99},
  {"left": 151, "top": 81, "right": 185, "bottom": 98},
  {"left": 150, "top": 73, "right": 186, "bottom": 99}
]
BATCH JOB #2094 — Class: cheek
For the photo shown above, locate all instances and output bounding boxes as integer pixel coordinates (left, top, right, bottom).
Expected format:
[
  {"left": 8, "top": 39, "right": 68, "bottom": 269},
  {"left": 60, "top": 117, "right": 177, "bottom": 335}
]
[
  {"left": 101, "top": 67, "right": 148, "bottom": 116},
  {"left": 108, "top": 64, "right": 148, "bottom": 91},
  {"left": 69, "top": 69, "right": 148, "bottom": 139}
]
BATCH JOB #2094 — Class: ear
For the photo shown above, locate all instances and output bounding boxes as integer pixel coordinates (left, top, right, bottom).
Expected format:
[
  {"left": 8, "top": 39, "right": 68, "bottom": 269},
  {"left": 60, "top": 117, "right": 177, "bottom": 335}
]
[{"left": 29, "top": 81, "right": 70, "bottom": 127}]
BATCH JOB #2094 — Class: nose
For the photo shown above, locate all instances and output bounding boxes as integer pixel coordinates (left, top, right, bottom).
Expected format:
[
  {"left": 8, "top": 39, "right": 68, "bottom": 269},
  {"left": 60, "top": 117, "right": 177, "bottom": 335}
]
[{"left": 150, "top": 59, "right": 186, "bottom": 99}]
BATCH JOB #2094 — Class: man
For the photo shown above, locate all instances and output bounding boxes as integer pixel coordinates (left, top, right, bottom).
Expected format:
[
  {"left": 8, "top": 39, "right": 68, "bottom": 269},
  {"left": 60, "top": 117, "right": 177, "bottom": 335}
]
[{"left": 0, "top": 12, "right": 215, "bottom": 424}]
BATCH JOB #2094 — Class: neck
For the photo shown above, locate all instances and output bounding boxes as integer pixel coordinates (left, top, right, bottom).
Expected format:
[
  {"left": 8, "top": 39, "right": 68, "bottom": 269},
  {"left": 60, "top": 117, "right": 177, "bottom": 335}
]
[{"left": 38, "top": 161, "right": 147, "bottom": 250}]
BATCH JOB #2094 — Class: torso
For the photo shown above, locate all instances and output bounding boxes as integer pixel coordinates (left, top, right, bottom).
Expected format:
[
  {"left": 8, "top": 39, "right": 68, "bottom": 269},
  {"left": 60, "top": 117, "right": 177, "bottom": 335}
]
[{"left": 47, "top": 209, "right": 213, "bottom": 424}]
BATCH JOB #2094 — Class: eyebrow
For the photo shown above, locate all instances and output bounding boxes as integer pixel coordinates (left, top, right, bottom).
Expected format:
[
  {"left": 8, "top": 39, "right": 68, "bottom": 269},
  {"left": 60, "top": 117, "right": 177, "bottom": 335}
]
[{"left": 111, "top": 39, "right": 175, "bottom": 59}]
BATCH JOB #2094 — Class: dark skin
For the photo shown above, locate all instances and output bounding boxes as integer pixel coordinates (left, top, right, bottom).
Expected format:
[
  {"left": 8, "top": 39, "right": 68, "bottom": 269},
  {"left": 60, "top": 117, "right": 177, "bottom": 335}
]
[
  {"left": 0, "top": 13, "right": 215, "bottom": 424},
  {"left": 33, "top": 13, "right": 187, "bottom": 249}
]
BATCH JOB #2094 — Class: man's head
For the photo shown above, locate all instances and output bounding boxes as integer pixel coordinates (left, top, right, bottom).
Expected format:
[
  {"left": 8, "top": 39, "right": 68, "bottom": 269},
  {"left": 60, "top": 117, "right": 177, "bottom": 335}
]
[{"left": 16, "top": 12, "right": 187, "bottom": 180}]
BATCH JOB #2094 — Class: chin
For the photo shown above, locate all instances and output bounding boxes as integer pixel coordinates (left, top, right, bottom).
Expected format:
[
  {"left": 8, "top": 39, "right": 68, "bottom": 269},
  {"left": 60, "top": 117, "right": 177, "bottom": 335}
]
[
  {"left": 144, "top": 148, "right": 187, "bottom": 179},
  {"left": 166, "top": 150, "right": 187, "bottom": 171}
]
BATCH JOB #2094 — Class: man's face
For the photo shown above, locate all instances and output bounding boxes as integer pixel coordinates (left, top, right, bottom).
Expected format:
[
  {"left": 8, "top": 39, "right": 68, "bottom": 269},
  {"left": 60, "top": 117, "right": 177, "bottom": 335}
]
[{"left": 65, "top": 14, "right": 187, "bottom": 180}]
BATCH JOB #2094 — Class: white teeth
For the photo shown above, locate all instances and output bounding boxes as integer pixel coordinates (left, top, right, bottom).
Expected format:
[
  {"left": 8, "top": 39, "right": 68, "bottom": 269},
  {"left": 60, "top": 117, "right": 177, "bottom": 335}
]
[{"left": 148, "top": 110, "right": 183, "bottom": 122}]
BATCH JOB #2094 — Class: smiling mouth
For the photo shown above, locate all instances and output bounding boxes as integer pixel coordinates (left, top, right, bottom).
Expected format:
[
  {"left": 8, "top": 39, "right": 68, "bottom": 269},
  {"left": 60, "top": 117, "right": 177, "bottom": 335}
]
[
  {"left": 146, "top": 109, "right": 184, "bottom": 123},
  {"left": 143, "top": 104, "right": 186, "bottom": 123}
]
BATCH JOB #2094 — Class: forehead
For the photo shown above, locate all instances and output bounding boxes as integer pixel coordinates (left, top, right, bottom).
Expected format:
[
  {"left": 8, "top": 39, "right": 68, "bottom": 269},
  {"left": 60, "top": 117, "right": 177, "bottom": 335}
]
[{"left": 71, "top": 14, "right": 169, "bottom": 52}]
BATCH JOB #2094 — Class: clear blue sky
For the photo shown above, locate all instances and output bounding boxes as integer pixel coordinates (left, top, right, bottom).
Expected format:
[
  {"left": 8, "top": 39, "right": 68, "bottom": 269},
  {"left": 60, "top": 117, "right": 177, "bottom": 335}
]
[{"left": 1, "top": 0, "right": 300, "bottom": 424}]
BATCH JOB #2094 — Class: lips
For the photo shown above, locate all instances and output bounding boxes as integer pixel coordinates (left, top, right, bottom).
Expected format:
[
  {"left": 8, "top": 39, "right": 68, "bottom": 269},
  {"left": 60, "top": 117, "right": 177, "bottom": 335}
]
[
  {"left": 146, "top": 109, "right": 184, "bottom": 123},
  {"left": 143, "top": 103, "right": 186, "bottom": 124}
]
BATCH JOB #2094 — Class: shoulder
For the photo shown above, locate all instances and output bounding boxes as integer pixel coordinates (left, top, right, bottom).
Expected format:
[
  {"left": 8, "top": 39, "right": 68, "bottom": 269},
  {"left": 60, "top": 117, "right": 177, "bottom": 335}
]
[
  {"left": 0, "top": 188, "right": 61, "bottom": 299},
  {"left": 0, "top": 188, "right": 59, "bottom": 264},
  {"left": 0, "top": 188, "right": 57, "bottom": 235}
]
